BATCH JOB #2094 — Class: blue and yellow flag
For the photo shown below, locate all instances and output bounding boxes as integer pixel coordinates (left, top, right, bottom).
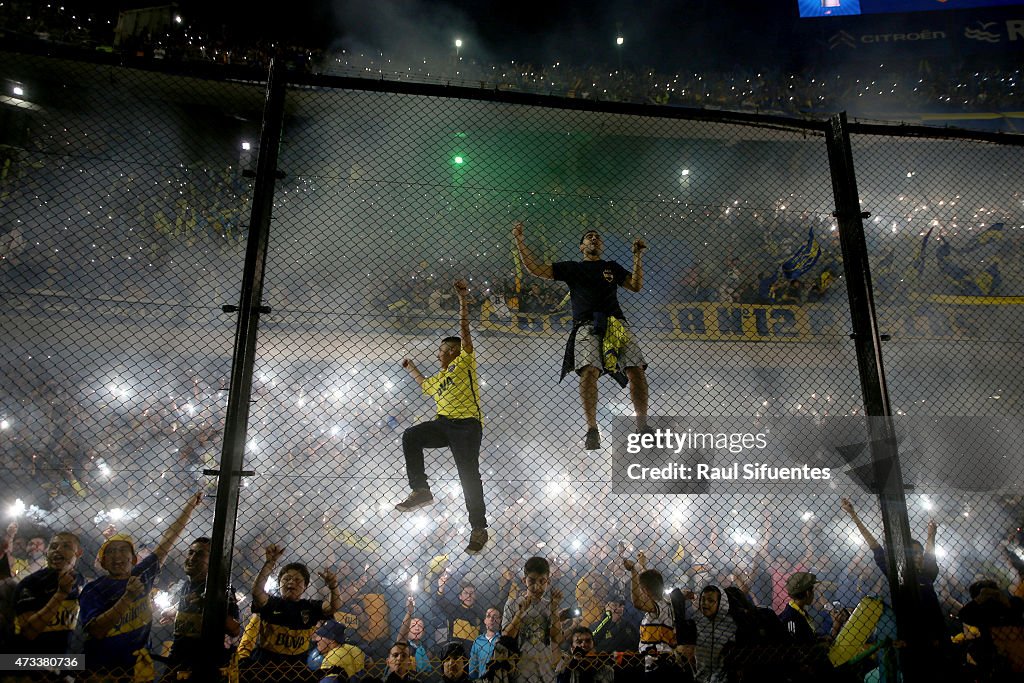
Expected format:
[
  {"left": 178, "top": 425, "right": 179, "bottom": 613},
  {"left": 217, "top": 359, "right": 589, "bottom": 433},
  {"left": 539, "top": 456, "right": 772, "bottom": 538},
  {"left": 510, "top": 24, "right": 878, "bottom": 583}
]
[
  {"left": 957, "top": 222, "right": 1004, "bottom": 254},
  {"left": 781, "top": 228, "right": 821, "bottom": 281},
  {"left": 936, "top": 224, "right": 1005, "bottom": 297}
]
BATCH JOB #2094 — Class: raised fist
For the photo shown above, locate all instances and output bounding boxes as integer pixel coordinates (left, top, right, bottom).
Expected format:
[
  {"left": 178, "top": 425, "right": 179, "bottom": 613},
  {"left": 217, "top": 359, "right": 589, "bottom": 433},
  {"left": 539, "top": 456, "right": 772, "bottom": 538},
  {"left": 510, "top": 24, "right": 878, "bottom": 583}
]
[{"left": 264, "top": 544, "right": 285, "bottom": 564}]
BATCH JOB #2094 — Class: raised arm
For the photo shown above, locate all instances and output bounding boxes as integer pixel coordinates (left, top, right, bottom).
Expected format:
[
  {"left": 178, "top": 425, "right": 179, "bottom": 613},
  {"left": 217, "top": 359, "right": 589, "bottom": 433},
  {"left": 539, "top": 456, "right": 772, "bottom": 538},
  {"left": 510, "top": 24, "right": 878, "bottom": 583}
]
[
  {"left": 454, "top": 279, "right": 473, "bottom": 354},
  {"left": 401, "top": 358, "right": 426, "bottom": 388},
  {"left": 925, "top": 520, "right": 937, "bottom": 556},
  {"left": 502, "top": 593, "right": 533, "bottom": 638},
  {"left": 317, "top": 568, "right": 342, "bottom": 614},
  {"left": 548, "top": 589, "right": 564, "bottom": 646},
  {"left": 153, "top": 491, "right": 202, "bottom": 564},
  {"left": 397, "top": 595, "right": 415, "bottom": 641},
  {"left": 841, "top": 498, "right": 881, "bottom": 551},
  {"left": 513, "top": 222, "right": 554, "bottom": 280},
  {"left": 623, "top": 238, "right": 646, "bottom": 292},
  {"left": 252, "top": 544, "right": 284, "bottom": 609},
  {"left": 624, "top": 553, "right": 656, "bottom": 613},
  {"left": 1, "top": 522, "right": 16, "bottom": 563}
]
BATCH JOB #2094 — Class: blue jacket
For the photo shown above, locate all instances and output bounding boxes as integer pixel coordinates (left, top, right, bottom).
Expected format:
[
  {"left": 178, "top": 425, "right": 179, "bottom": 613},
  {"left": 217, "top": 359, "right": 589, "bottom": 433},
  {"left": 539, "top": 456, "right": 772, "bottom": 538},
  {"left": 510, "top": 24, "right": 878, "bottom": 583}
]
[{"left": 468, "top": 632, "right": 499, "bottom": 679}]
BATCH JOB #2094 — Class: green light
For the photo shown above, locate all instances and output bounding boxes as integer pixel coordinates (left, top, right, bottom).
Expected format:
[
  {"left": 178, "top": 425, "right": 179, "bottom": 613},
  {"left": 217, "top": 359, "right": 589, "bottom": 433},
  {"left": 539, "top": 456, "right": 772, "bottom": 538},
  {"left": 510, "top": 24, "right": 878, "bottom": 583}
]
[{"left": 453, "top": 156, "right": 464, "bottom": 165}]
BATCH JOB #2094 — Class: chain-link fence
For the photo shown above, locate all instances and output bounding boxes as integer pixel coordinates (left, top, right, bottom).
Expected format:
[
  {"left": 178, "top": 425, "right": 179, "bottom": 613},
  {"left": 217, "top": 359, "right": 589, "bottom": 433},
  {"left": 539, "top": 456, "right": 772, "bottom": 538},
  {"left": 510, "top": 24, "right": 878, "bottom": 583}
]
[{"left": 1, "top": 48, "right": 1024, "bottom": 683}]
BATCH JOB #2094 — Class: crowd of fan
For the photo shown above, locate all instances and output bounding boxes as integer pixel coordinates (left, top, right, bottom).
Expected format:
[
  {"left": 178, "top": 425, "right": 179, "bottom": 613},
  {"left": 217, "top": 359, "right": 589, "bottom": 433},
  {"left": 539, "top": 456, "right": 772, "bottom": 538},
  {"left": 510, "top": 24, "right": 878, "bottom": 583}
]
[
  {"left": 3, "top": 488, "right": 1024, "bottom": 681},
  {"left": 1, "top": 3, "right": 1020, "bottom": 118},
  {"left": 382, "top": 226, "right": 1024, "bottom": 335}
]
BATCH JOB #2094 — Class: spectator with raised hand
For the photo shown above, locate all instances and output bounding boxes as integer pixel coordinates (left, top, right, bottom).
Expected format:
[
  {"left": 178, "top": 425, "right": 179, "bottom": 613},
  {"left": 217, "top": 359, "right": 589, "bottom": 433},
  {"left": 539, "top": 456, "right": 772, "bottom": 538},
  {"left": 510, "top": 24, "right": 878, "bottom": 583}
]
[
  {"left": 1, "top": 522, "right": 28, "bottom": 579},
  {"left": 160, "top": 536, "right": 241, "bottom": 682},
  {"left": 503, "top": 556, "right": 564, "bottom": 683},
  {"left": 244, "top": 543, "right": 341, "bottom": 682},
  {"left": 396, "top": 594, "right": 434, "bottom": 676},
  {"left": 12, "top": 530, "right": 85, "bottom": 657},
  {"left": 394, "top": 278, "right": 489, "bottom": 555},
  {"left": 22, "top": 534, "right": 48, "bottom": 576},
  {"left": 514, "top": 222, "right": 651, "bottom": 450},
  {"left": 79, "top": 491, "right": 202, "bottom": 682},
  {"left": 841, "top": 497, "right": 952, "bottom": 672},
  {"left": 624, "top": 550, "right": 687, "bottom": 680}
]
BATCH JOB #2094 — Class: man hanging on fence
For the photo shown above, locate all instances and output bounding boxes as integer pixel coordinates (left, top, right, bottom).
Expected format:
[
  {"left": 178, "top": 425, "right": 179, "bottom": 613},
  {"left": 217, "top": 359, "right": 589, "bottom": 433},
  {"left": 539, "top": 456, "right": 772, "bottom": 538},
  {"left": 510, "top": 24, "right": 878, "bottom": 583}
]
[
  {"left": 394, "top": 278, "right": 489, "bottom": 555},
  {"left": 513, "top": 222, "right": 650, "bottom": 449}
]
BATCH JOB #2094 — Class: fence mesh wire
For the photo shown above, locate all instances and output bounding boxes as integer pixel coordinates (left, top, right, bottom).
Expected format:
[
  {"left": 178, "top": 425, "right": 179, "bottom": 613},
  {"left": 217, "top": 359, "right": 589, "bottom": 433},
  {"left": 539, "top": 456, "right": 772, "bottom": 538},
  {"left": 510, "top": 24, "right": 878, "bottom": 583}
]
[{"left": 2, "top": 50, "right": 1024, "bottom": 683}]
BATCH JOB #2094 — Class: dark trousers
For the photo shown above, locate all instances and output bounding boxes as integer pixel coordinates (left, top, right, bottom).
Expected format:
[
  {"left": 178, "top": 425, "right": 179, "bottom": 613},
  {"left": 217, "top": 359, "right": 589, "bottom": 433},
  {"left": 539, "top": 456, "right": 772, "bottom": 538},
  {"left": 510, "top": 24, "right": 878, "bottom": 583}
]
[{"left": 402, "top": 416, "right": 486, "bottom": 529}]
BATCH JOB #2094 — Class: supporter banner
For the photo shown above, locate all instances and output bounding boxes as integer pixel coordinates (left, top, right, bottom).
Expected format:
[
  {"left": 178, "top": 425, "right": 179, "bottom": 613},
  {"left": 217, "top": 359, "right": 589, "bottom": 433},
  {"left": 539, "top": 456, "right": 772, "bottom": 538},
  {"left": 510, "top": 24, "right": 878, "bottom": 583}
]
[
  {"left": 6, "top": 293, "right": 1021, "bottom": 342},
  {"left": 479, "top": 299, "right": 1023, "bottom": 342},
  {"left": 664, "top": 303, "right": 813, "bottom": 341}
]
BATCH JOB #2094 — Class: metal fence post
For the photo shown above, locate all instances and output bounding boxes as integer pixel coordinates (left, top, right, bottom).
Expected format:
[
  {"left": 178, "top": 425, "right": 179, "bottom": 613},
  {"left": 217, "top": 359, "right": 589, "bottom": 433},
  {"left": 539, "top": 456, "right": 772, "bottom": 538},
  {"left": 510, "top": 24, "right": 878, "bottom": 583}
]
[
  {"left": 826, "top": 112, "right": 922, "bottom": 682},
  {"left": 197, "top": 59, "right": 287, "bottom": 679}
]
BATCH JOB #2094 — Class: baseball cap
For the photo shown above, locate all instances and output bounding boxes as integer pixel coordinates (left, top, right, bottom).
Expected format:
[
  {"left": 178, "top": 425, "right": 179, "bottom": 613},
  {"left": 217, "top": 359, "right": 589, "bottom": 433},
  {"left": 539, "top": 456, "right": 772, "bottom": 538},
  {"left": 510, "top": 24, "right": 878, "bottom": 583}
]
[
  {"left": 315, "top": 620, "right": 346, "bottom": 643},
  {"left": 97, "top": 533, "right": 137, "bottom": 564},
  {"left": 785, "top": 571, "right": 819, "bottom": 597}
]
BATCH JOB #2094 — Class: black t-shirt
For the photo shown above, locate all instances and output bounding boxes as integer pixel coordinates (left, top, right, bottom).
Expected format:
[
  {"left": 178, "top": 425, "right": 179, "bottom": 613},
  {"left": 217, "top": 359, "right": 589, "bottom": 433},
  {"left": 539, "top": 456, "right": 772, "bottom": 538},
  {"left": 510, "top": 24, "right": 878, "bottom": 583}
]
[
  {"left": 252, "top": 595, "right": 328, "bottom": 663},
  {"left": 13, "top": 567, "right": 85, "bottom": 655},
  {"left": 552, "top": 260, "right": 629, "bottom": 324}
]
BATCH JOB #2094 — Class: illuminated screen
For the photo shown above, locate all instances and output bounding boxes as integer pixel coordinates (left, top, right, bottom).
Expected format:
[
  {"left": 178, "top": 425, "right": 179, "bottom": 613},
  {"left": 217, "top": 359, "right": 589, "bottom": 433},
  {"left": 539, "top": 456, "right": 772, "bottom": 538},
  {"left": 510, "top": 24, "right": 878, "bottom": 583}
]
[
  {"left": 798, "top": 0, "right": 1021, "bottom": 18},
  {"left": 798, "top": 0, "right": 862, "bottom": 18}
]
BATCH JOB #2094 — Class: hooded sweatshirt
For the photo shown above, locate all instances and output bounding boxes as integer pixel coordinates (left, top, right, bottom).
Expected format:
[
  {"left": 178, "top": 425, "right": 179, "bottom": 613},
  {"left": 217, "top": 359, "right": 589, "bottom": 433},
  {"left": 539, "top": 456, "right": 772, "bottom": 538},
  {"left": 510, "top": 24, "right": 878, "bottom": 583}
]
[{"left": 693, "top": 585, "right": 738, "bottom": 683}]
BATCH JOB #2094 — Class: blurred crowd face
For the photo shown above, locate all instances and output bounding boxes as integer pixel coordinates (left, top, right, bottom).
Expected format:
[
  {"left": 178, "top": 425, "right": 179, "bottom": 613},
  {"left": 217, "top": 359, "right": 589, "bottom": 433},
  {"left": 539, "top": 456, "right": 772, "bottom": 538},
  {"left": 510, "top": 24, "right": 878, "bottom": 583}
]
[
  {"left": 184, "top": 541, "right": 210, "bottom": 581},
  {"left": 437, "top": 340, "right": 461, "bottom": 369},
  {"left": 336, "top": 560, "right": 353, "bottom": 579},
  {"left": 484, "top": 608, "right": 501, "bottom": 634},
  {"left": 524, "top": 571, "right": 550, "bottom": 599},
  {"left": 443, "top": 655, "right": 467, "bottom": 678},
  {"left": 910, "top": 541, "right": 925, "bottom": 572},
  {"left": 579, "top": 231, "right": 604, "bottom": 260},
  {"left": 459, "top": 585, "right": 476, "bottom": 608},
  {"left": 27, "top": 537, "right": 46, "bottom": 560},
  {"left": 279, "top": 568, "right": 308, "bottom": 600},
  {"left": 700, "top": 589, "right": 721, "bottom": 618},
  {"left": 101, "top": 541, "right": 135, "bottom": 578},
  {"left": 605, "top": 601, "right": 624, "bottom": 622},
  {"left": 46, "top": 534, "right": 81, "bottom": 572},
  {"left": 571, "top": 630, "right": 595, "bottom": 655},
  {"left": 387, "top": 643, "right": 412, "bottom": 676},
  {"left": 315, "top": 635, "right": 338, "bottom": 655},
  {"left": 408, "top": 617, "right": 425, "bottom": 641}
]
